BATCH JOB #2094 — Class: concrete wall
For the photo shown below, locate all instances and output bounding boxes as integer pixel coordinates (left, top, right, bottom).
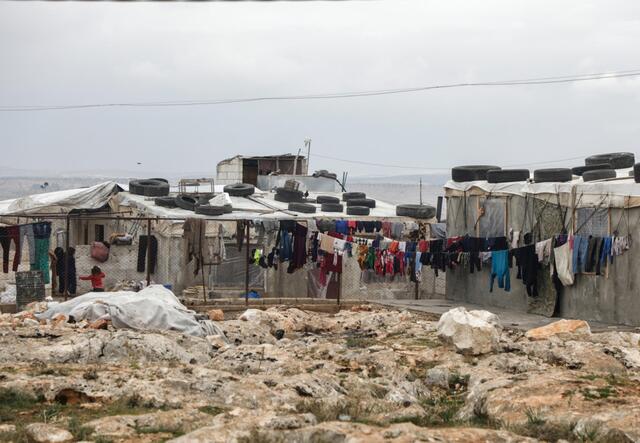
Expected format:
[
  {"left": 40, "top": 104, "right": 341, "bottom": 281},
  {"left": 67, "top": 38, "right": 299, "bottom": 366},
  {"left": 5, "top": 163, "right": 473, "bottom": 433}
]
[
  {"left": 445, "top": 195, "right": 640, "bottom": 326},
  {"left": 257, "top": 175, "right": 339, "bottom": 193},
  {"left": 216, "top": 157, "right": 243, "bottom": 186}
]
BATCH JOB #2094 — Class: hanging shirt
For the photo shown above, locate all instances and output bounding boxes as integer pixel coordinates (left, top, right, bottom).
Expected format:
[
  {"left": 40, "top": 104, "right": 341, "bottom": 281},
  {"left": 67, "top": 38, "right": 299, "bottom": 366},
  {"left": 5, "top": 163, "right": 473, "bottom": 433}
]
[
  {"left": 535, "top": 239, "right": 552, "bottom": 263},
  {"left": 489, "top": 250, "right": 510, "bottom": 292},
  {"left": 553, "top": 242, "right": 574, "bottom": 286},
  {"left": 79, "top": 272, "right": 105, "bottom": 289}
]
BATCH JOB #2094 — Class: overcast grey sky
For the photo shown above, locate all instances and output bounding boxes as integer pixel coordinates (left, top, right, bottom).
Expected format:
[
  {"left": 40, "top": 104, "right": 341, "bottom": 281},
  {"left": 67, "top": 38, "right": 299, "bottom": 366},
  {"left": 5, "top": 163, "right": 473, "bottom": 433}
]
[{"left": 0, "top": 1, "right": 639, "bottom": 177}]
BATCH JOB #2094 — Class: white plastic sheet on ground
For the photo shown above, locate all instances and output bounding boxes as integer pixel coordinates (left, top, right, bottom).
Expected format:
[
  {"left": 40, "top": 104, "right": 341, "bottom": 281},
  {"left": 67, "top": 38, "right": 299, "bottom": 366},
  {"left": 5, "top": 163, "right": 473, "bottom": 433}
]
[{"left": 36, "top": 285, "right": 224, "bottom": 337}]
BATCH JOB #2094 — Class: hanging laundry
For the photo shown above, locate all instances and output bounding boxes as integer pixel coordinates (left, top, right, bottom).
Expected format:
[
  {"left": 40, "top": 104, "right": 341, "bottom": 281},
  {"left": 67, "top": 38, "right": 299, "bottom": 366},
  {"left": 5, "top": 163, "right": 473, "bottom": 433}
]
[
  {"left": 513, "top": 244, "right": 538, "bottom": 297},
  {"left": 489, "top": 250, "right": 510, "bottom": 292},
  {"left": 183, "top": 218, "right": 206, "bottom": 275},
  {"left": 391, "top": 222, "right": 404, "bottom": 239},
  {"left": 319, "top": 233, "right": 335, "bottom": 254},
  {"left": 288, "top": 223, "right": 308, "bottom": 273},
  {"left": 553, "top": 242, "right": 574, "bottom": 286},
  {"left": 137, "top": 235, "right": 158, "bottom": 274},
  {"left": 0, "top": 226, "right": 21, "bottom": 273},
  {"left": 535, "top": 239, "right": 552, "bottom": 264},
  {"left": 20, "top": 224, "right": 36, "bottom": 266},
  {"left": 571, "top": 235, "right": 588, "bottom": 274},
  {"left": 32, "top": 222, "right": 52, "bottom": 284}
]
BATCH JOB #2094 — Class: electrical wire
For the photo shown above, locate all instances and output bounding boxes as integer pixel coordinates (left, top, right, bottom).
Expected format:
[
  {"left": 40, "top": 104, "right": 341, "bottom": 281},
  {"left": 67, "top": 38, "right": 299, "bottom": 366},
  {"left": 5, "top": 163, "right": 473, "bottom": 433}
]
[
  {"left": 1, "top": 69, "right": 639, "bottom": 112},
  {"left": 311, "top": 153, "right": 589, "bottom": 171}
]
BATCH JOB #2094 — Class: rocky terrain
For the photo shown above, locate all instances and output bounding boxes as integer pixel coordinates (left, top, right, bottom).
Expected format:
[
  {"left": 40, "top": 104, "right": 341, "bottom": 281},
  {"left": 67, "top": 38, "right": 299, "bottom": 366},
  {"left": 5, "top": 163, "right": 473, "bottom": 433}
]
[{"left": 0, "top": 305, "right": 639, "bottom": 443}]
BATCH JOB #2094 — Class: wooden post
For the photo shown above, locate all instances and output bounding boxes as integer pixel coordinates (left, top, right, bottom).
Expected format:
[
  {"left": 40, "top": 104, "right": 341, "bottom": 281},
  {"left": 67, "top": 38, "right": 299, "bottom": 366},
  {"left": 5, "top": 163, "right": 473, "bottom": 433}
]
[
  {"left": 63, "top": 214, "right": 70, "bottom": 300},
  {"left": 200, "top": 221, "right": 207, "bottom": 303},
  {"left": 245, "top": 221, "right": 250, "bottom": 306},
  {"left": 146, "top": 218, "right": 152, "bottom": 287}
]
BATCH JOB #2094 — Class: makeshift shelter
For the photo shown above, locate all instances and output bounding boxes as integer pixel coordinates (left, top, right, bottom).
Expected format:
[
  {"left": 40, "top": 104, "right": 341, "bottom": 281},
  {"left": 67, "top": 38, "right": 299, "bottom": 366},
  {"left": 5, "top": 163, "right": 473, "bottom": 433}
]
[{"left": 444, "top": 170, "right": 640, "bottom": 326}]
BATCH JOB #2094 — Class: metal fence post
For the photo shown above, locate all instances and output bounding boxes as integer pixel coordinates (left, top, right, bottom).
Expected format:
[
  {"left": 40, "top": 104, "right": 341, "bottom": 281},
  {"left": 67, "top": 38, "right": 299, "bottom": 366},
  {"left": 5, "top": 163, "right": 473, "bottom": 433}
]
[{"left": 146, "top": 218, "right": 152, "bottom": 287}]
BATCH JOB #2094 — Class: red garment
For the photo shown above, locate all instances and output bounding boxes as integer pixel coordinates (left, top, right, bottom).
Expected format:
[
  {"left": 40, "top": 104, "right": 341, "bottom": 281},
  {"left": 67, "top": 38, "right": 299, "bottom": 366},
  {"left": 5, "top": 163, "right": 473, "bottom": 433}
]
[
  {"left": 382, "top": 222, "right": 392, "bottom": 238},
  {"left": 79, "top": 272, "right": 105, "bottom": 289},
  {"left": 388, "top": 241, "right": 399, "bottom": 253},
  {"left": 447, "top": 236, "right": 463, "bottom": 248},
  {"left": 384, "top": 251, "right": 394, "bottom": 275},
  {"left": 397, "top": 251, "right": 405, "bottom": 275},
  {"left": 0, "top": 226, "right": 21, "bottom": 273},
  {"left": 418, "top": 240, "right": 428, "bottom": 253},
  {"left": 321, "top": 253, "right": 342, "bottom": 274},
  {"left": 347, "top": 220, "right": 357, "bottom": 232},
  {"left": 374, "top": 250, "right": 384, "bottom": 275}
]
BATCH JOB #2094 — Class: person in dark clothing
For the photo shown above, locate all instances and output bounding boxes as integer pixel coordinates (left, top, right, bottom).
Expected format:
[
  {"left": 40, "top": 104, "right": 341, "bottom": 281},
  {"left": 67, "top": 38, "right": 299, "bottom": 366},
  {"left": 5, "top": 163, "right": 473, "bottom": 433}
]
[
  {"left": 54, "top": 247, "right": 65, "bottom": 294},
  {"left": 514, "top": 244, "right": 538, "bottom": 297}
]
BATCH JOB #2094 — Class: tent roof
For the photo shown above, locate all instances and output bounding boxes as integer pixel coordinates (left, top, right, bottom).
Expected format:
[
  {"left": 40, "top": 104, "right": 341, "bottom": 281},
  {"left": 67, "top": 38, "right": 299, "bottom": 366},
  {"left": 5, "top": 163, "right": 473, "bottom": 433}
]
[{"left": 0, "top": 181, "right": 122, "bottom": 216}]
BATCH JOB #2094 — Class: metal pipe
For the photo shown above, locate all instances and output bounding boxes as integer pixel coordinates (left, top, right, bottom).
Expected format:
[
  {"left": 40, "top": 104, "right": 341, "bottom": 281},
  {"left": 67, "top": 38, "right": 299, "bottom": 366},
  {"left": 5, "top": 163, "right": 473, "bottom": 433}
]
[{"left": 64, "top": 214, "right": 70, "bottom": 300}]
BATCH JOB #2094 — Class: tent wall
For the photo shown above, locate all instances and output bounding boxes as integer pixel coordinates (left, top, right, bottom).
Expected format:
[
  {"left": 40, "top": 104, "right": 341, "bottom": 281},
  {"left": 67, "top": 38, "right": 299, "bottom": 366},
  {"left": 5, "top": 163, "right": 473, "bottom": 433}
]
[{"left": 446, "top": 195, "right": 640, "bottom": 326}]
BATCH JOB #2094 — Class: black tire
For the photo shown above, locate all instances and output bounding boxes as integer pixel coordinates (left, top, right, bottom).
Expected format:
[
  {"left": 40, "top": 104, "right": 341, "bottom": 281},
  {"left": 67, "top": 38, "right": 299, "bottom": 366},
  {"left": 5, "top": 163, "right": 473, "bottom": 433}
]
[
  {"left": 223, "top": 183, "right": 255, "bottom": 197},
  {"left": 451, "top": 165, "right": 501, "bottom": 182},
  {"left": 633, "top": 164, "right": 640, "bottom": 183},
  {"left": 582, "top": 169, "right": 616, "bottom": 182},
  {"left": 223, "top": 204, "right": 233, "bottom": 214},
  {"left": 288, "top": 202, "right": 316, "bottom": 214},
  {"left": 486, "top": 169, "right": 529, "bottom": 183},
  {"left": 316, "top": 195, "right": 340, "bottom": 204},
  {"left": 585, "top": 152, "right": 635, "bottom": 169},
  {"left": 129, "top": 179, "right": 170, "bottom": 197},
  {"left": 533, "top": 168, "right": 572, "bottom": 183},
  {"left": 396, "top": 204, "right": 436, "bottom": 219},
  {"left": 195, "top": 205, "right": 225, "bottom": 216},
  {"left": 175, "top": 195, "right": 198, "bottom": 211},
  {"left": 571, "top": 164, "right": 611, "bottom": 176},
  {"left": 346, "top": 206, "right": 370, "bottom": 216},
  {"left": 342, "top": 192, "right": 366, "bottom": 201},
  {"left": 346, "top": 198, "right": 376, "bottom": 208},
  {"left": 154, "top": 197, "right": 177, "bottom": 208},
  {"left": 321, "top": 203, "right": 344, "bottom": 212},
  {"left": 275, "top": 188, "right": 304, "bottom": 203}
]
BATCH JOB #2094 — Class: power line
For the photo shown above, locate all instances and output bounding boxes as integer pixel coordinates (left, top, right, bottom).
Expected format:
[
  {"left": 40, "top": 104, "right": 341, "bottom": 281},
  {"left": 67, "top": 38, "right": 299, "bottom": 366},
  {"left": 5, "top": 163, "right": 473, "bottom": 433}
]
[
  {"left": 1, "top": 69, "right": 639, "bottom": 112},
  {"left": 312, "top": 153, "right": 590, "bottom": 171}
]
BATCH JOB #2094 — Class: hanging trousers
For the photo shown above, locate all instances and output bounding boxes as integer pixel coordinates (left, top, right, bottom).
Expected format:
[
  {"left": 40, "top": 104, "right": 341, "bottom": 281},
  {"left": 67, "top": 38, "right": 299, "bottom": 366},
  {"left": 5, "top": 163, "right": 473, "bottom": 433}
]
[
  {"left": 137, "top": 235, "right": 158, "bottom": 273},
  {"left": 20, "top": 224, "right": 36, "bottom": 265},
  {"left": 32, "top": 222, "right": 52, "bottom": 284},
  {"left": 0, "top": 226, "right": 21, "bottom": 273}
]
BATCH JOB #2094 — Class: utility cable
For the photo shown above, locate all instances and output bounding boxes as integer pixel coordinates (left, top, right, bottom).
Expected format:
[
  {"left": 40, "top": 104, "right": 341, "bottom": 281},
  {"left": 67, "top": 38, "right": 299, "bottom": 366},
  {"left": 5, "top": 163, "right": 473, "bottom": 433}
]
[{"left": 1, "top": 69, "right": 639, "bottom": 112}]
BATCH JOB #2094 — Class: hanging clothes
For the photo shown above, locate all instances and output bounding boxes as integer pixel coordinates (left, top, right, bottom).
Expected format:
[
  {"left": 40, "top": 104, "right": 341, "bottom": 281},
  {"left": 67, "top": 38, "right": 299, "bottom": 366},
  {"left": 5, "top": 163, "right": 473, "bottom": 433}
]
[
  {"left": 183, "top": 218, "right": 206, "bottom": 276},
  {"left": 287, "top": 223, "right": 308, "bottom": 273},
  {"left": 553, "top": 241, "right": 574, "bottom": 286},
  {"left": 54, "top": 247, "right": 65, "bottom": 294},
  {"left": 32, "top": 222, "right": 51, "bottom": 283},
  {"left": 572, "top": 235, "right": 588, "bottom": 274},
  {"left": 535, "top": 239, "right": 552, "bottom": 264},
  {"left": 319, "top": 233, "right": 335, "bottom": 254},
  {"left": 514, "top": 244, "right": 538, "bottom": 297},
  {"left": 489, "top": 250, "right": 510, "bottom": 292},
  {"left": 20, "top": 224, "right": 36, "bottom": 266},
  {"left": 0, "top": 226, "right": 21, "bottom": 273}
]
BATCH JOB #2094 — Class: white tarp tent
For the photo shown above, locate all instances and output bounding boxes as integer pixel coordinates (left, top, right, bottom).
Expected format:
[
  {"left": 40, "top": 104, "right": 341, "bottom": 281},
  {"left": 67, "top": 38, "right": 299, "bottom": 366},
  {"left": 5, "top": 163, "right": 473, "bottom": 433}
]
[
  {"left": 36, "top": 285, "right": 224, "bottom": 337},
  {"left": 444, "top": 171, "right": 640, "bottom": 208},
  {"left": 0, "top": 181, "right": 121, "bottom": 216}
]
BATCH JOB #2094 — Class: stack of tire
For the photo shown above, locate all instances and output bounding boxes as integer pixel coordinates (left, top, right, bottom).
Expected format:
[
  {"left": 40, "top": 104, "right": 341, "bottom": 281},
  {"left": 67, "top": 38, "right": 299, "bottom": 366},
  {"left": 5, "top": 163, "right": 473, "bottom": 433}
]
[
  {"left": 274, "top": 186, "right": 304, "bottom": 203},
  {"left": 572, "top": 152, "right": 635, "bottom": 183},
  {"left": 396, "top": 204, "right": 436, "bottom": 219},
  {"left": 343, "top": 192, "right": 375, "bottom": 216},
  {"left": 317, "top": 195, "right": 343, "bottom": 213},
  {"left": 451, "top": 165, "right": 532, "bottom": 183},
  {"left": 129, "top": 178, "right": 170, "bottom": 197}
]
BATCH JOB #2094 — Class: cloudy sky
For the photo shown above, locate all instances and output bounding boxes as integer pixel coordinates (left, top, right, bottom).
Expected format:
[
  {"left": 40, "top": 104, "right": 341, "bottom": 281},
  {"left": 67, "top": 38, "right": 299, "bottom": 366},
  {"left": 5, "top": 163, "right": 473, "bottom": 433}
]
[{"left": 0, "top": 1, "right": 639, "bottom": 177}]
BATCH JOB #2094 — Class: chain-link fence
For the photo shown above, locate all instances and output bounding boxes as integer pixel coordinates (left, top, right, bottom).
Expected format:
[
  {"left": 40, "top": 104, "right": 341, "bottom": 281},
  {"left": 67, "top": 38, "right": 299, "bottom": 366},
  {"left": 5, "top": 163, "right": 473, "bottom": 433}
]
[{"left": 1, "top": 214, "right": 446, "bottom": 306}]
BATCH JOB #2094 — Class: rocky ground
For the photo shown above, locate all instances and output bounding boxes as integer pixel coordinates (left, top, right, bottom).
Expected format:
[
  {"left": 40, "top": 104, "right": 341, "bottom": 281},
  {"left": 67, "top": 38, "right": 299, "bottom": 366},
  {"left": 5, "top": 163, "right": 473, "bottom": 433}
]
[{"left": 0, "top": 305, "right": 639, "bottom": 443}]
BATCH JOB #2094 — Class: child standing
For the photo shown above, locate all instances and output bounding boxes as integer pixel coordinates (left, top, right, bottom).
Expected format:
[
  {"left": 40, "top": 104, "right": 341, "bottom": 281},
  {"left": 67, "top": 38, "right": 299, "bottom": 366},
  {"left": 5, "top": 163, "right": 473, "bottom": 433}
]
[{"left": 80, "top": 266, "right": 106, "bottom": 292}]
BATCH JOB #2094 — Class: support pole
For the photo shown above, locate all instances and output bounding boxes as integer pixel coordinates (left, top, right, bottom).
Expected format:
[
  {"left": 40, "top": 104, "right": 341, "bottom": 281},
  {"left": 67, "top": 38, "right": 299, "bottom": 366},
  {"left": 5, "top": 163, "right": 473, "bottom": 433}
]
[
  {"left": 63, "top": 214, "right": 70, "bottom": 300},
  {"left": 200, "top": 221, "right": 206, "bottom": 303},
  {"left": 245, "top": 221, "right": 250, "bottom": 306},
  {"left": 414, "top": 277, "right": 419, "bottom": 300},
  {"left": 146, "top": 218, "right": 152, "bottom": 287}
]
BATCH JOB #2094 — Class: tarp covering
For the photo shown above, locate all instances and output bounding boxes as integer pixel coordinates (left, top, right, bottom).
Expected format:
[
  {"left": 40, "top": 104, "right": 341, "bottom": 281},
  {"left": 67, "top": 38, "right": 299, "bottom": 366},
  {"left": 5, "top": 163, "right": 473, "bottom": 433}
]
[
  {"left": 445, "top": 172, "right": 640, "bottom": 208},
  {"left": 36, "top": 285, "right": 224, "bottom": 337},
  {"left": 0, "top": 181, "right": 121, "bottom": 216}
]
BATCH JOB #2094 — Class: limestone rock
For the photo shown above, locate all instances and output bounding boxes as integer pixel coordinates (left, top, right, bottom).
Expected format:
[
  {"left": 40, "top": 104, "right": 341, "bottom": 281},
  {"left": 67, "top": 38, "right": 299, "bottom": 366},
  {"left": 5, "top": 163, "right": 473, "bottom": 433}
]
[
  {"left": 436, "top": 307, "right": 501, "bottom": 355},
  {"left": 25, "top": 423, "right": 73, "bottom": 443},
  {"left": 207, "top": 309, "right": 224, "bottom": 322},
  {"left": 525, "top": 319, "right": 591, "bottom": 341}
]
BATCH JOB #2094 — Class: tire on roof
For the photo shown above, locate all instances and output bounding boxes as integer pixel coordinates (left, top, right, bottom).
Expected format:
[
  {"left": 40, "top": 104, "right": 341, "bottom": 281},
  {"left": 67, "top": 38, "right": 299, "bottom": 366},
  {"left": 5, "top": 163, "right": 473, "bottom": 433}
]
[
  {"left": 571, "top": 164, "right": 612, "bottom": 176},
  {"left": 346, "top": 198, "right": 376, "bottom": 208},
  {"left": 274, "top": 190, "right": 304, "bottom": 203},
  {"left": 486, "top": 169, "right": 530, "bottom": 183},
  {"left": 342, "top": 192, "right": 366, "bottom": 201},
  {"left": 129, "top": 179, "right": 170, "bottom": 197},
  {"left": 175, "top": 195, "right": 198, "bottom": 211},
  {"left": 346, "top": 206, "right": 370, "bottom": 216},
  {"left": 223, "top": 183, "right": 255, "bottom": 197},
  {"left": 396, "top": 204, "right": 436, "bottom": 219},
  {"left": 316, "top": 195, "right": 340, "bottom": 204},
  {"left": 582, "top": 169, "right": 616, "bottom": 182},
  {"left": 195, "top": 205, "right": 225, "bottom": 216},
  {"left": 321, "top": 203, "right": 344, "bottom": 213},
  {"left": 154, "top": 197, "right": 177, "bottom": 208},
  {"left": 533, "top": 168, "right": 572, "bottom": 183},
  {"left": 451, "top": 165, "right": 501, "bottom": 182},
  {"left": 288, "top": 202, "right": 316, "bottom": 214},
  {"left": 585, "top": 152, "right": 635, "bottom": 169}
]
